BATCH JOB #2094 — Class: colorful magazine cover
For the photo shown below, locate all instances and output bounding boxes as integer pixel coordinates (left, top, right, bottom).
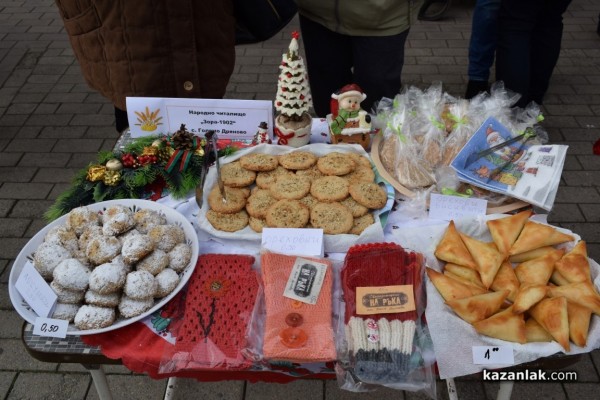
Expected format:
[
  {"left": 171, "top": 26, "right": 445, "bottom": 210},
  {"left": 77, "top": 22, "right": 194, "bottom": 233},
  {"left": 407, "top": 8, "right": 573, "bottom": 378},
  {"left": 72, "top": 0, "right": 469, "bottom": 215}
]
[{"left": 451, "top": 117, "right": 568, "bottom": 211}]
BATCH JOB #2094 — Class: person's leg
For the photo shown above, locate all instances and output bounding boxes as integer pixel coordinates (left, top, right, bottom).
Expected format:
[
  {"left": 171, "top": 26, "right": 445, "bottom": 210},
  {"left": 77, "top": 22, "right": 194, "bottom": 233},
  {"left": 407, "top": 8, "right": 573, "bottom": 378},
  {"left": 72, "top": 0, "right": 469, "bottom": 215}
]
[
  {"left": 466, "top": 0, "right": 501, "bottom": 98},
  {"left": 351, "top": 29, "right": 409, "bottom": 113},
  {"left": 115, "top": 107, "right": 129, "bottom": 133},
  {"left": 528, "top": 0, "right": 571, "bottom": 105},
  {"left": 299, "top": 15, "right": 353, "bottom": 117},
  {"left": 495, "top": 0, "right": 539, "bottom": 107}
]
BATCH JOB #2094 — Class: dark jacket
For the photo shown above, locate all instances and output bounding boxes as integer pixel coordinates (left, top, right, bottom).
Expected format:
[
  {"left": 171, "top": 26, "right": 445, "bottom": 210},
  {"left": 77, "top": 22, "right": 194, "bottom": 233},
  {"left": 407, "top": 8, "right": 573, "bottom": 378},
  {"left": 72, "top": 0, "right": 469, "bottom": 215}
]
[{"left": 55, "top": 0, "right": 236, "bottom": 110}]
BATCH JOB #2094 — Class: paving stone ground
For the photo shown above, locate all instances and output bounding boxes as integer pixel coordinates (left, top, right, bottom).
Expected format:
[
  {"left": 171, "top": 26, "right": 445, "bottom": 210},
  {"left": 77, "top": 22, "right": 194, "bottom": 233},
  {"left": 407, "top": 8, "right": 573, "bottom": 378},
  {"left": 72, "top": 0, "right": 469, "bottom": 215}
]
[{"left": 0, "top": 0, "right": 599, "bottom": 399}]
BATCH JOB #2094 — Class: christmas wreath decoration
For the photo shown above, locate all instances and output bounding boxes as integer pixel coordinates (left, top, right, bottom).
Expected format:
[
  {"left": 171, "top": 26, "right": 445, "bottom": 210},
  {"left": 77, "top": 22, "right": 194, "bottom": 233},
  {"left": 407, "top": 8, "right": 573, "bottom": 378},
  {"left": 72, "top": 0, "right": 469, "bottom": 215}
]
[{"left": 45, "top": 125, "right": 237, "bottom": 221}]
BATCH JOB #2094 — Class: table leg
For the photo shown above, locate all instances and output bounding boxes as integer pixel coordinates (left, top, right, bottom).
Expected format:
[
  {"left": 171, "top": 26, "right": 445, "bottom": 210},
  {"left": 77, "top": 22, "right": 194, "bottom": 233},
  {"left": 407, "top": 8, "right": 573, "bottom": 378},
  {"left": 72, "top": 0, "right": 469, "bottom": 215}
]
[
  {"left": 446, "top": 378, "right": 459, "bottom": 400},
  {"left": 496, "top": 381, "right": 514, "bottom": 400},
  {"left": 163, "top": 377, "right": 178, "bottom": 400},
  {"left": 82, "top": 364, "right": 113, "bottom": 400}
]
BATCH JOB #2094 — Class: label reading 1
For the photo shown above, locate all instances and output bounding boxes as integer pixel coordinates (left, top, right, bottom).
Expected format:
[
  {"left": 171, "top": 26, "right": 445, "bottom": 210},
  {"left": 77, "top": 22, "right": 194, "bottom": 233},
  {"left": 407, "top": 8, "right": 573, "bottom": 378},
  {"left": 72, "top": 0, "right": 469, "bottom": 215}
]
[
  {"left": 472, "top": 346, "right": 514, "bottom": 365},
  {"left": 356, "top": 285, "right": 415, "bottom": 315},
  {"left": 283, "top": 258, "right": 328, "bottom": 305},
  {"left": 33, "top": 317, "right": 68, "bottom": 338}
]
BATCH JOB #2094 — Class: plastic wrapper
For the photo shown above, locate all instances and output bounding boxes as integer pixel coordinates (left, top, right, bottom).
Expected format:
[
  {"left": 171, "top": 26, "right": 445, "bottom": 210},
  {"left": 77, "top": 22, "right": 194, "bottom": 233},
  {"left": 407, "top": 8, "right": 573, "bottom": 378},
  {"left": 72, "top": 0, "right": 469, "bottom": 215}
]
[
  {"left": 158, "top": 254, "right": 261, "bottom": 373},
  {"left": 259, "top": 250, "right": 338, "bottom": 363},
  {"left": 335, "top": 243, "right": 436, "bottom": 398},
  {"left": 441, "top": 99, "right": 480, "bottom": 166}
]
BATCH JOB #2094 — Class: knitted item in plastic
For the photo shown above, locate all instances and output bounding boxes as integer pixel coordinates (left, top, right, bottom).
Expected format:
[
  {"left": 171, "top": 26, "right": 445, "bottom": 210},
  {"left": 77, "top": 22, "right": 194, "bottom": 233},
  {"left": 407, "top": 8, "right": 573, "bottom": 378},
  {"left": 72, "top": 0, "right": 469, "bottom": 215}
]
[
  {"left": 341, "top": 243, "right": 423, "bottom": 383},
  {"left": 261, "top": 252, "right": 337, "bottom": 362},
  {"left": 163, "top": 254, "right": 258, "bottom": 371}
]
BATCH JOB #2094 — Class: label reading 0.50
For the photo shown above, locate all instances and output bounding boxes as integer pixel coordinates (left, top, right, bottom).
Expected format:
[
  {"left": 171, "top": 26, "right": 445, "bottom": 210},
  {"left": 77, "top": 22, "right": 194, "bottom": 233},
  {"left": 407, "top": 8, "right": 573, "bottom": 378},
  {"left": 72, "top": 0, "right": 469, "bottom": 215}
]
[{"left": 33, "top": 317, "right": 68, "bottom": 338}]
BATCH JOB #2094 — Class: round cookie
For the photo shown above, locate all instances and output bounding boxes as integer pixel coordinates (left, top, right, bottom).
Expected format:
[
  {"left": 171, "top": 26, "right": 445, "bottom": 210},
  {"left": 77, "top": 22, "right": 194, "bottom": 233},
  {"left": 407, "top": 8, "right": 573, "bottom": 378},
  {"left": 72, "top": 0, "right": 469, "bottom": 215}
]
[
  {"left": 206, "top": 209, "right": 249, "bottom": 232},
  {"left": 248, "top": 216, "right": 267, "bottom": 233},
  {"left": 207, "top": 186, "right": 247, "bottom": 214},
  {"left": 119, "top": 295, "right": 154, "bottom": 318},
  {"left": 44, "top": 226, "right": 79, "bottom": 255},
  {"left": 349, "top": 182, "right": 388, "bottom": 209},
  {"left": 298, "top": 193, "right": 319, "bottom": 211},
  {"left": 246, "top": 189, "right": 277, "bottom": 218},
  {"left": 33, "top": 242, "right": 72, "bottom": 280},
  {"left": 295, "top": 164, "right": 324, "bottom": 182},
  {"left": 124, "top": 270, "right": 157, "bottom": 300},
  {"left": 53, "top": 258, "right": 91, "bottom": 292},
  {"left": 51, "top": 281, "right": 85, "bottom": 304},
  {"left": 102, "top": 205, "right": 135, "bottom": 236},
  {"left": 269, "top": 175, "right": 311, "bottom": 200},
  {"left": 86, "top": 235, "right": 121, "bottom": 265},
  {"left": 122, "top": 233, "right": 154, "bottom": 264},
  {"left": 310, "top": 202, "right": 354, "bottom": 235},
  {"left": 74, "top": 305, "right": 115, "bottom": 330},
  {"left": 148, "top": 225, "right": 185, "bottom": 252},
  {"left": 347, "top": 152, "right": 372, "bottom": 169},
  {"left": 317, "top": 152, "right": 356, "bottom": 176},
  {"left": 136, "top": 249, "right": 169, "bottom": 276},
  {"left": 154, "top": 268, "right": 180, "bottom": 298},
  {"left": 78, "top": 225, "right": 103, "bottom": 252},
  {"left": 239, "top": 153, "right": 279, "bottom": 171},
  {"left": 349, "top": 213, "right": 375, "bottom": 235},
  {"left": 117, "top": 228, "right": 141, "bottom": 246},
  {"left": 168, "top": 243, "right": 192, "bottom": 272},
  {"left": 52, "top": 303, "right": 80, "bottom": 322},
  {"left": 89, "top": 262, "right": 126, "bottom": 294},
  {"left": 255, "top": 166, "right": 295, "bottom": 189},
  {"left": 278, "top": 151, "right": 317, "bottom": 170},
  {"left": 133, "top": 209, "right": 167, "bottom": 234},
  {"left": 342, "top": 165, "right": 376, "bottom": 183},
  {"left": 265, "top": 200, "right": 309, "bottom": 228},
  {"left": 65, "top": 206, "right": 100, "bottom": 236},
  {"left": 340, "top": 196, "right": 369, "bottom": 217},
  {"left": 310, "top": 176, "right": 350, "bottom": 202},
  {"left": 85, "top": 290, "right": 121, "bottom": 308},
  {"left": 220, "top": 161, "right": 256, "bottom": 187}
]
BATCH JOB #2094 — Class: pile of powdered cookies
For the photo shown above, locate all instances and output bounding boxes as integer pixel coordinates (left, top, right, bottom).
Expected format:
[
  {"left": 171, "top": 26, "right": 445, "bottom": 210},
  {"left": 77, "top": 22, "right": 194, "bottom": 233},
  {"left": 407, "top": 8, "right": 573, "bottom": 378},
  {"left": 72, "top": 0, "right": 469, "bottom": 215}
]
[
  {"left": 33, "top": 205, "right": 192, "bottom": 330},
  {"left": 205, "top": 151, "right": 388, "bottom": 235}
]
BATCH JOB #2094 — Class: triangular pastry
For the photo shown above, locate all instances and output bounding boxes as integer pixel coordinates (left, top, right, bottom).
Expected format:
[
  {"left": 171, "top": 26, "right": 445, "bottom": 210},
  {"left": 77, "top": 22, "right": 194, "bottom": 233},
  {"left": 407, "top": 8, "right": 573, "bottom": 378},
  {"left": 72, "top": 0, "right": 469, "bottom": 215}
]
[
  {"left": 525, "top": 318, "right": 553, "bottom": 343},
  {"left": 427, "top": 267, "right": 487, "bottom": 301},
  {"left": 509, "top": 246, "right": 556, "bottom": 263},
  {"left": 529, "top": 297, "right": 570, "bottom": 351},
  {"left": 444, "top": 271, "right": 486, "bottom": 291},
  {"left": 554, "top": 241, "right": 590, "bottom": 284},
  {"left": 509, "top": 221, "right": 574, "bottom": 255},
  {"left": 566, "top": 301, "right": 591, "bottom": 348},
  {"left": 434, "top": 221, "right": 477, "bottom": 269},
  {"left": 490, "top": 261, "right": 520, "bottom": 302},
  {"left": 444, "top": 263, "right": 485, "bottom": 288},
  {"left": 550, "top": 269, "right": 570, "bottom": 286},
  {"left": 446, "top": 290, "right": 509, "bottom": 324},
  {"left": 548, "top": 282, "right": 600, "bottom": 315},
  {"left": 514, "top": 250, "right": 564, "bottom": 286},
  {"left": 473, "top": 306, "right": 526, "bottom": 344},
  {"left": 487, "top": 210, "right": 532, "bottom": 257},
  {"left": 459, "top": 233, "right": 504, "bottom": 289},
  {"left": 512, "top": 284, "right": 548, "bottom": 314}
]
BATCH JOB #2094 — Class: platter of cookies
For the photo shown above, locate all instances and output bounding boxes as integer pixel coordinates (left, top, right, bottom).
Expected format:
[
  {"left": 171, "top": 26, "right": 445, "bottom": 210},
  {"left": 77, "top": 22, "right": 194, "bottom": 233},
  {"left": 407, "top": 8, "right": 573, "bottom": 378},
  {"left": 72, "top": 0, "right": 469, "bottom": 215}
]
[
  {"left": 9, "top": 199, "right": 199, "bottom": 335},
  {"left": 197, "top": 143, "right": 390, "bottom": 252}
]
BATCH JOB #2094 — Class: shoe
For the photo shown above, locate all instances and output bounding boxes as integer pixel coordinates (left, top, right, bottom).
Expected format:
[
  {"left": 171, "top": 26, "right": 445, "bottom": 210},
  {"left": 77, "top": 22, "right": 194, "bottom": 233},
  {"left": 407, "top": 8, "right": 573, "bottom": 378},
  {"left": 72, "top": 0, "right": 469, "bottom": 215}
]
[{"left": 465, "top": 80, "right": 489, "bottom": 99}]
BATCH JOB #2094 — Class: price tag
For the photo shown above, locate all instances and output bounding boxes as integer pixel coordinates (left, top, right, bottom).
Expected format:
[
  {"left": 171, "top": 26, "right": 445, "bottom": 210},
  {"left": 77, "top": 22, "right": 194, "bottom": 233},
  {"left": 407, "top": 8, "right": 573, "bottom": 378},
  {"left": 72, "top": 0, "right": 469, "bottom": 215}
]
[
  {"left": 472, "top": 346, "right": 514, "bottom": 365},
  {"left": 15, "top": 262, "right": 57, "bottom": 318},
  {"left": 33, "top": 317, "right": 68, "bottom": 338},
  {"left": 283, "top": 257, "right": 328, "bottom": 305},
  {"left": 429, "top": 193, "right": 488, "bottom": 221},
  {"left": 262, "top": 228, "right": 324, "bottom": 257}
]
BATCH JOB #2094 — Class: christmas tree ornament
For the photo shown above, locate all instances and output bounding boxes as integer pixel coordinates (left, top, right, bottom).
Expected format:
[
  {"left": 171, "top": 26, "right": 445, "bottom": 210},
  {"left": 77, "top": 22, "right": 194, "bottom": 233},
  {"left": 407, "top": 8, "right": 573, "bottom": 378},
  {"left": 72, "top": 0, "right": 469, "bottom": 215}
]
[
  {"left": 103, "top": 170, "right": 121, "bottom": 186},
  {"left": 87, "top": 165, "right": 107, "bottom": 182},
  {"left": 142, "top": 146, "right": 159, "bottom": 157},
  {"left": 274, "top": 32, "right": 313, "bottom": 147},
  {"left": 171, "top": 124, "right": 195, "bottom": 150},
  {"left": 105, "top": 158, "right": 123, "bottom": 171},
  {"left": 328, "top": 83, "right": 372, "bottom": 150}
]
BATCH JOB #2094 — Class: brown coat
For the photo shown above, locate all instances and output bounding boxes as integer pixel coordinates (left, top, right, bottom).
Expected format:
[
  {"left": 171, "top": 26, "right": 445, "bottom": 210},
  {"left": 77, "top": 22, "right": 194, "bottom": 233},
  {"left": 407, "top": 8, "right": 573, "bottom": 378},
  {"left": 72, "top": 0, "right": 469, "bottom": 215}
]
[{"left": 55, "top": 0, "right": 236, "bottom": 111}]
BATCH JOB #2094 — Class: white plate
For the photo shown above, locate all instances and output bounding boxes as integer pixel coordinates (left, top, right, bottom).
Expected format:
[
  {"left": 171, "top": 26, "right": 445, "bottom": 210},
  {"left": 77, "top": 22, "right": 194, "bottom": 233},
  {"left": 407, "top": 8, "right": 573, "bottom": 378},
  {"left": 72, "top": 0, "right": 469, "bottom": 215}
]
[{"left": 9, "top": 199, "right": 199, "bottom": 335}]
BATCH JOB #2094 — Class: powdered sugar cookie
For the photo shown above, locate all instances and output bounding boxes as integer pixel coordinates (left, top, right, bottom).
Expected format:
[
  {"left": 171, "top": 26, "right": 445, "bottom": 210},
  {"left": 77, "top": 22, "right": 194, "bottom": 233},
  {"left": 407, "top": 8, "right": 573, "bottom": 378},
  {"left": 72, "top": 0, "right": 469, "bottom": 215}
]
[
  {"left": 121, "top": 234, "right": 154, "bottom": 264},
  {"left": 168, "top": 243, "right": 192, "bottom": 272},
  {"left": 44, "top": 226, "right": 79, "bottom": 255},
  {"left": 133, "top": 209, "right": 167, "bottom": 234},
  {"left": 74, "top": 305, "right": 115, "bottom": 330},
  {"left": 51, "top": 281, "right": 84, "bottom": 304},
  {"left": 149, "top": 225, "right": 185, "bottom": 252},
  {"left": 136, "top": 249, "right": 169, "bottom": 276},
  {"left": 124, "top": 270, "right": 157, "bottom": 300},
  {"left": 86, "top": 235, "right": 121, "bottom": 265},
  {"left": 65, "top": 206, "right": 100, "bottom": 236},
  {"left": 89, "top": 262, "right": 126, "bottom": 294},
  {"left": 118, "top": 295, "right": 154, "bottom": 318},
  {"left": 52, "top": 303, "right": 80, "bottom": 322},
  {"left": 53, "top": 258, "right": 91, "bottom": 292},
  {"left": 33, "top": 242, "right": 71, "bottom": 280},
  {"left": 102, "top": 205, "right": 135, "bottom": 236},
  {"left": 154, "top": 268, "right": 180, "bottom": 298},
  {"left": 85, "top": 290, "right": 121, "bottom": 308}
]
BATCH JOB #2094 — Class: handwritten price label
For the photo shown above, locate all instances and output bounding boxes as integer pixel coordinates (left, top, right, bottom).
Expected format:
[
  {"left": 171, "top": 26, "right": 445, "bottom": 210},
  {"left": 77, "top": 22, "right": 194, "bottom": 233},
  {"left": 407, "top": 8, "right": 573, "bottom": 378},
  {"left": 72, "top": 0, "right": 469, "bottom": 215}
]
[
  {"left": 472, "top": 346, "right": 514, "bottom": 365},
  {"left": 33, "top": 317, "right": 68, "bottom": 338}
]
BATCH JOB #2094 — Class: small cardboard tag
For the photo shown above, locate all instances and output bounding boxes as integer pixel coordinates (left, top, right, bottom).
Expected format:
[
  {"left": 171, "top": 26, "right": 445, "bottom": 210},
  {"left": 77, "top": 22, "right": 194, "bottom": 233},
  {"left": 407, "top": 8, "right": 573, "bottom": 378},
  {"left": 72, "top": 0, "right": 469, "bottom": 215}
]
[
  {"left": 356, "top": 285, "right": 415, "bottom": 315},
  {"left": 283, "top": 257, "right": 328, "bottom": 305},
  {"left": 15, "top": 262, "right": 57, "bottom": 318},
  {"left": 33, "top": 317, "right": 68, "bottom": 338}
]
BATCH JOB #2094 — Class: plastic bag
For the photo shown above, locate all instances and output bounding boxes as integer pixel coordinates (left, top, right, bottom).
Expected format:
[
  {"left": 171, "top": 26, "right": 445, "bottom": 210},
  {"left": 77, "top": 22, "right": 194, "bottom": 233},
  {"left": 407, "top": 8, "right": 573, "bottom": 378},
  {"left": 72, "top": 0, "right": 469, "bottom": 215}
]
[
  {"left": 158, "top": 254, "right": 261, "bottom": 373},
  {"left": 335, "top": 243, "right": 437, "bottom": 398}
]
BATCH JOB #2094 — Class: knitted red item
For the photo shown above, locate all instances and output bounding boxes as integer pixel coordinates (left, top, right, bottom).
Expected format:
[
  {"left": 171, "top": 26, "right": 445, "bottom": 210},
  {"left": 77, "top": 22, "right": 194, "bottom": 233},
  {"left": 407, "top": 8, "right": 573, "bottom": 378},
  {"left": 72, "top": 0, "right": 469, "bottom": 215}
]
[{"left": 161, "top": 254, "right": 258, "bottom": 371}]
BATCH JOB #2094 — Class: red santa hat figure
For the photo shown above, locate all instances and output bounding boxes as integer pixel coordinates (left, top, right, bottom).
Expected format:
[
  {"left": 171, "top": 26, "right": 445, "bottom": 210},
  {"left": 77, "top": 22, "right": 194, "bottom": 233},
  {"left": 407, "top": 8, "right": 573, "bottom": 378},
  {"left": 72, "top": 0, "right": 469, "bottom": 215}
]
[{"left": 330, "top": 84, "right": 367, "bottom": 118}]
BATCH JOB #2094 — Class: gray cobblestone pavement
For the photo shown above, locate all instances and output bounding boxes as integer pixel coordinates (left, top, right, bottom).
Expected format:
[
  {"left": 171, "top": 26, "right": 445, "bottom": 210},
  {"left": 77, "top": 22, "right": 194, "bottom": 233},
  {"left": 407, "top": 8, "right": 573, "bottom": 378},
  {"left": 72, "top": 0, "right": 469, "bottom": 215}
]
[{"left": 0, "top": 0, "right": 599, "bottom": 399}]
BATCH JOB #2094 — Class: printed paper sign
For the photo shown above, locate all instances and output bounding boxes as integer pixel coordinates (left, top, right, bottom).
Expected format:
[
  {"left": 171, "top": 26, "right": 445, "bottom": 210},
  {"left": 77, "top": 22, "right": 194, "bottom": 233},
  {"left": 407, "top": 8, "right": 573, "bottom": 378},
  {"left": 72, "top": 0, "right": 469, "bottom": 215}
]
[
  {"left": 283, "top": 258, "right": 328, "bottom": 305},
  {"left": 262, "top": 228, "right": 324, "bottom": 257},
  {"left": 428, "top": 193, "right": 488, "bottom": 221},
  {"left": 472, "top": 346, "right": 514, "bottom": 365},
  {"left": 356, "top": 285, "right": 415, "bottom": 315},
  {"left": 15, "top": 262, "right": 57, "bottom": 318},
  {"left": 126, "top": 97, "right": 273, "bottom": 141},
  {"left": 33, "top": 317, "right": 68, "bottom": 338}
]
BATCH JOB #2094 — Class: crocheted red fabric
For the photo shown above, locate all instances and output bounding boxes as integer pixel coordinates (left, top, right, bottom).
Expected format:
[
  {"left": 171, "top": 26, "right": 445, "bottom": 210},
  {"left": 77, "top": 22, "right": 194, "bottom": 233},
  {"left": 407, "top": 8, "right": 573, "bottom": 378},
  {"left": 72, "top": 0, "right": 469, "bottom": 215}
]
[{"left": 162, "top": 254, "right": 258, "bottom": 371}]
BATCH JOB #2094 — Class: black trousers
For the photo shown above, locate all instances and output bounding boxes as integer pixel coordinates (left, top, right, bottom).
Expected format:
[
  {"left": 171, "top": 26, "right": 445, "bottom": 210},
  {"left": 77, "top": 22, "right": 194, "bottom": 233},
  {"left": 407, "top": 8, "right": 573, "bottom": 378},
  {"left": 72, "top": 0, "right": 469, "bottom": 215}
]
[
  {"left": 115, "top": 107, "right": 129, "bottom": 133},
  {"left": 495, "top": 0, "right": 571, "bottom": 108},
  {"left": 299, "top": 15, "right": 409, "bottom": 117}
]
